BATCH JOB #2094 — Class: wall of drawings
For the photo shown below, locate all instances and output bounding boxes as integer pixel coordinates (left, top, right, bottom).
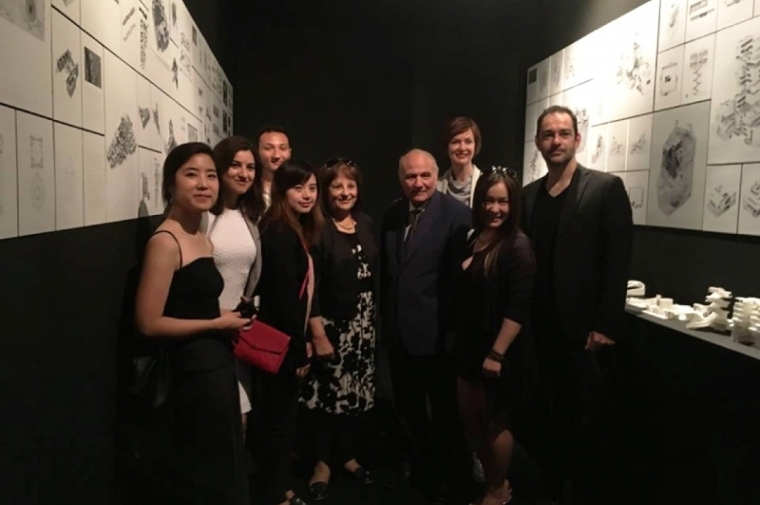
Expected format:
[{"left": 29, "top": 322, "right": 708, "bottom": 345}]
[
  {"left": 523, "top": 0, "right": 760, "bottom": 237},
  {"left": 0, "top": 0, "right": 233, "bottom": 239}
]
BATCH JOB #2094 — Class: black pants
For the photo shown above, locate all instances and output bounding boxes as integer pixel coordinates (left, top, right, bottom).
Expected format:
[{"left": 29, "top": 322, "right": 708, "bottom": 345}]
[
  {"left": 257, "top": 371, "right": 302, "bottom": 504},
  {"left": 537, "top": 336, "right": 618, "bottom": 505},
  {"left": 388, "top": 347, "right": 466, "bottom": 493},
  {"left": 310, "top": 411, "right": 360, "bottom": 467}
]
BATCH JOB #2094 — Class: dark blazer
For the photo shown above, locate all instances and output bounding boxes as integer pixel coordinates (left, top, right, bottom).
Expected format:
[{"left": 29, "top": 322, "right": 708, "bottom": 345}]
[
  {"left": 311, "top": 211, "right": 379, "bottom": 321},
  {"left": 380, "top": 190, "right": 472, "bottom": 356},
  {"left": 255, "top": 224, "right": 310, "bottom": 373},
  {"left": 521, "top": 165, "right": 633, "bottom": 342}
]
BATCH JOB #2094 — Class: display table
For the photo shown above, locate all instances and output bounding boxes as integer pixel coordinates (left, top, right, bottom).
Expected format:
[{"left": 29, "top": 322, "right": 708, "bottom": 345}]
[{"left": 617, "top": 311, "right": 760, "bottom": 505}]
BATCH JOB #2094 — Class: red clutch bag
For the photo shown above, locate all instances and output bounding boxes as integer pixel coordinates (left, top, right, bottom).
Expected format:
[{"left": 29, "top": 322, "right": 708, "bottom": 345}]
[{"left": 234, "top": 320, "right": 291, "bottom": 374}]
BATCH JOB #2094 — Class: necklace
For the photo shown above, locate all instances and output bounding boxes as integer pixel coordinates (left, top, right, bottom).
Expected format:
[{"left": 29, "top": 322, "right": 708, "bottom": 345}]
[{"left": 333, "top": 217, "right": 356, "bottom": 231}]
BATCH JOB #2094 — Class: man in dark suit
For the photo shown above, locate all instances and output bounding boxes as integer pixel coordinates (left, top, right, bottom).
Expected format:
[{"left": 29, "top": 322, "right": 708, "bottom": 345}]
[
  {"left": 380, "top": 149, "right": 471, "bottom": 504},
  {"left": 521, "top": 106, "right": 633, "bottom": 505}
]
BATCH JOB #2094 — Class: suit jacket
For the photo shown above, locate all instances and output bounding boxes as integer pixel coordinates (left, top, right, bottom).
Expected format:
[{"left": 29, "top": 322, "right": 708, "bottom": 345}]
[
  {"left": 255, "top": 224, "right": 310, "bottom": 373},
  {"left": 380, "top": 191, "right": 472, "bottom": 356},
  {"left": 521, "top": 165, "right": 633, "bottom": 342},
  {"left": 202, "top": 210, "right": 263, "bottom": 299}
]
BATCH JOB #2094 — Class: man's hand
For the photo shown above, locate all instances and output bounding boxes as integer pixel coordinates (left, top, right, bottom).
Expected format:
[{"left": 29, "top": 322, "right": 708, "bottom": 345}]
[{"left": 585, "top": 331, "right": 614, "bottom": 351}]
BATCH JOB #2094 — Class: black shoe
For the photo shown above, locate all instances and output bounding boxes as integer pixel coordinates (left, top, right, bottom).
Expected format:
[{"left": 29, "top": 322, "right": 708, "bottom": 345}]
[
  {"left": 289, "top": 497, "right": 309, "bottom": 505},
  {"left": 383, "top": 461, "right": 412, "bottom": 489},
  {"left": 344, "top": 466, "right": 374, "bottom": 485},
  {"left": 307, "top": 481, "right": 328, "bottom": 501}
]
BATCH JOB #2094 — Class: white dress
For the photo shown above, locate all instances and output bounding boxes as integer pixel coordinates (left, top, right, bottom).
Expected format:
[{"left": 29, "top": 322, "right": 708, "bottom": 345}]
[{"left": 209, "top": 209, "right": 257, "bottom": 414}]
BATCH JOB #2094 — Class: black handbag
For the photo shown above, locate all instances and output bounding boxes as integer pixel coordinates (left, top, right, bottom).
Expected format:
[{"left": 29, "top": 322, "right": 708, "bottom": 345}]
[{"left": 129, "top": 345, "right": 172, "bottom": 410}]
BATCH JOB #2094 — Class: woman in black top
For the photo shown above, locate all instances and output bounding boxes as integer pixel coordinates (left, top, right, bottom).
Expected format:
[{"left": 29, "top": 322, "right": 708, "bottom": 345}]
[
  {"left": 134, "top": 143, "right": 252, "bottom": 504},
  {"left": 453, "top": 167, "right": 537, "bottom": 505},
  {"left": 255, "top": 159, "right": 324, "bottom": 505},
  {"left": 300, "top": 159, "right": 379, "bottom": 500}
]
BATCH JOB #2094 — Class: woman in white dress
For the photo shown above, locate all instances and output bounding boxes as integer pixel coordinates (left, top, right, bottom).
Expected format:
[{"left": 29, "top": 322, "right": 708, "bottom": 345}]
[{"left": 205, "top": 136, "right": 265, "bottom": 431}]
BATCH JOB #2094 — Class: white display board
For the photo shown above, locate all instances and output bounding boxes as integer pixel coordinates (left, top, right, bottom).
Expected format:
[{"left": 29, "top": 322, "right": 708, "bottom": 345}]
[
  {"left": 0, "top": 0, "right": 232, "bottom": 239},
  {"left": 522, "top": 0, "right": 760, "bottom": 236}
]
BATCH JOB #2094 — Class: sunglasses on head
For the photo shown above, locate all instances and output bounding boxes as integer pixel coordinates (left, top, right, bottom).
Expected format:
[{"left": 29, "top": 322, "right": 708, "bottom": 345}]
[
  {"left": 324, "top": 157, "right": 358, "bottom": 168},
  {"left": 488, "top": 165, "right": 518, "bottom": 179}
]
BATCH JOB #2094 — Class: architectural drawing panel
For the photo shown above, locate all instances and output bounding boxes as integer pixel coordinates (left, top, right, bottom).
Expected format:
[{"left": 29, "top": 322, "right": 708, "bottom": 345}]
[
  {"left": 81, "top": 32, "right": 105, "bottom": 134},
  {"left": 0, "top": 0, "right": 52, "bottom": 117},
  {"left": 561, "top": 30, "right": 597, "bottom": 91},
  {"left": 54, "top": 123, "right": 84, "bottom": 231},
  {"left": 659, "top": 0, "right": 688, "bottom": 52},
  {"left": 606, "top": 120, "right": 629, "bottom": 172},
  {"left": 562, "top": 82, "right": 593, "bottom": 156},
  {"left": 655, "top": 45, "right": 685, "bottom": 111},
  {"left": 82, "top": 131, "right": 106, "bottom": 226},
  {"left": 52, "top": 10, "right": 83, "bottom": 127},
  {"left": 0, "top": 105, "right": 18, "bottom": 240},
  {"left": 80, "top": 0, "right": 121, "bottom": 56},
  {"left": 624, "top": 170, "right": 649, "bottom": 225},
  {"left": 16, "top": 111, "right": 55, "bottom": 237},
  {"left": 120, "top": 0, "right": 141, "bottom": 70},
  {"left": 682, "top": 33, "right": 716, "bottom": 105},
  {"left": 702, "top": 164, "right": 741, "bottom": 233},
  {"left": 738, "top": 162, "right": 760, "bottom": 235},
  {"left": 588, "top": 124, "right": 608, "bottom": 172},
  {"left": 522, "top": 142, "right": 547, "bottom": 187},
  {"left": 646, "top": 101, "right": 710, "bottom": 230},
  {"left": 685, "top": 0, "right": 718, "bottom": 42},
  {"left": 138, "top": 147, "right": 164, "bottom": 217},
  {"left": 708, "top": 16, "right": 760, "bottom": 164},
  {"left": 52, "top": 0, "right": 80, "bottom": 24},
  {"left": 526, "top": 58, "right": 550, "bottom": 105},
  {"left": 627, "top": 114, "right": 654, "bottom": 171},
  {"left": 716, "top": 0, "right": 753, "bottom": 31}
]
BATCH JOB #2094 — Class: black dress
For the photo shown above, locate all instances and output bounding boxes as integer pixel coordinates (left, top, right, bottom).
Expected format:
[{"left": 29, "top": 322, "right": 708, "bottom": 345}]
[
  {"left": 146, "top": 238, "right": 248, "bottom": 505},
  {"left": 453, "top": 231, "right": 537, "bottom": 428}
]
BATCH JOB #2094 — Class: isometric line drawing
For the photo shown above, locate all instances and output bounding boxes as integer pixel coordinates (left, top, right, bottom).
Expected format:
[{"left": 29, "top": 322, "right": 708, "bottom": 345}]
[
  {"left": 707, "top": 184, "right": 738, "bottom": 217},
  {"left": 630, "top": 133, "right": 648, "bottom": 154},
  {"left": 617, "top": 37, "right": 653, "bottom": 95},
  {"left": 139, "top": 7, "right": 148, "bottom": 70},
  {"left": 715, "top": 35, "right": 760, "bottom": 148},
  {"left": 0, "top": 0, "right": 45, "bottom": 41},
  {"left": 56, "top": 49, "right": 79, "bottom": 97},
  {"left": 139, "top": 107, "right": 151, "bottom": 128},
  {"left": 106, "top": 115, "right": 137, "bottom": 168},
  {"left": 744, "top": 180, "right": 760, "bottom": 217},
  {"left": 629, "top": 186, "right": 645, "bottom": 209},
  {"left": 30, "top": 136, "right": 43, "bottom": 169},
  {"left": 152, "top": 0, "right": 170, "bottom": 52},
  {"left": 688, "top": 48, "right": 708, "bottom": 97},
  {"left": 591, "top": 133, "right": 604, "bottom": 165},
  {"left": 690, "top": 0, "right": 715, "bottom": 21}
]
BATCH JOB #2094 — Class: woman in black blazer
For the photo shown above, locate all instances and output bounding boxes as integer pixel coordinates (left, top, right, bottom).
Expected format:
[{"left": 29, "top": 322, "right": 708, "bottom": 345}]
[
  {"left": 300, "top": 159, "right": 379, "bottom": 501},
  {"left": 255, "top": 159, "right": 324, "bottom": 505}
]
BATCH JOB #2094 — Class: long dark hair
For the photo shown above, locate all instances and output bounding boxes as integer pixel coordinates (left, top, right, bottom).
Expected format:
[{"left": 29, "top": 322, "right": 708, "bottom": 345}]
[
  {"left": 259, "top": 159, "right": 324, "bottom": 247},
  {"left": 162, "top": 142, "right": 214, "bottom": 205},
  {"left": 210, "top": 136, "right": 265, "bottom": 222},
  {"left": 470, "top": 168, "right": 522, "bottom": 275}
]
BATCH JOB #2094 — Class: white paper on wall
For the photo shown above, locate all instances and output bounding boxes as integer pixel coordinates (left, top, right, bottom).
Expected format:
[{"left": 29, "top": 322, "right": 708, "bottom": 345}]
[
  {"left": 685, "top": 0, "right": 717, "bottom": 42},
  {"left": 606, "top": 120, "right": 629, "bottom": 172},
  {"left": 702, "top": 164, "right": 741, "bottom": 233},
  {"left": 646, "top": 101, "right": 710, "bottom": 230},
  {"left": 104, "top": 52, "right": 139, "bottom": 223},
  {"left": 80, "top": 0, "right": 120, "bottom": 57},
  {"left": 756, "top": 0, "right": 760, "bottom": 17},
  {"left": 682, "top": 33, "right": 716, "bottom": 105},
  {"left": 627, "top": 113, "right": 654, "bottom": 171},
  {"left": 625, "top": 170, "right": 649, "bottom": 225},
  {"left": 170, "top": 0, "right": 194, "bottom": 112},
  {"left": 120, "top": 0, "right": 141, "bottom": 71},
  {"left": 562, "top": 82, "right": 594, "bottom": 158},
  {"left": 0, "top": 105, "right": 18, "bottom": 240},
  {"left": 81, "top": 32, "right": 105, "bottom": 134},
  {"left": 526, "top": 57, "right": 550, "bottom": 105},
  {"left": 52, "top": 10, "right": 83, "bottom": 127},
  {"left": 716, "top": 0, "right": 753, "bottom": 31},
  {"left": 562, "top": 30, "right": 596, "bottom": 91},
  {"left": 525, "top": 100, "right": 549, "bottom": 143},
  {"left": 597, "top": 1, "right": 658, "bottom": 124},
  {"left": 708, "top": 16, "right": 760, "bottom": 164},
  {"left": 738, "top": 162, "right": 760, "bottom": 235},
  {"left": 83, "top": 131, "right": 106, "bottom": 226},
  {"left": 16, "top": 111, "right": 55, "bottom": 236},
  {"left": 0, "top": 0, "right": 53, "bottom": 117},
  {"left": 522, "top": 142, "right": 547, "bottom": 186},
  {"left": 659, "top": 0, "right": 688, "bottom": 51},
  {"left": 138, "top": 147, "right": 164, "bottom": 217},
  {"left": 54, "top": 123, "right": 84, "bottom": 230},
  {"left": 587, "top": 123, "right": 608, "bottom": 172},
  {"left": 655, "top": 45, "right": 685, "bottom": 111},
  {"left": 52, "top": 0, "right": 81, "bottom": 25}
]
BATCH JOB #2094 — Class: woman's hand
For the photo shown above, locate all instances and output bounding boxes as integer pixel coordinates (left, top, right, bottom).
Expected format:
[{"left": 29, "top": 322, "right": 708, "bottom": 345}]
[
  {"left": 312, "top": 334, "right": 335, "bottom": 361},
  {"left": 296, "top": 363, "right": 311, "bottom": 378},
  {"left": 215, "top": 311, "right": 252, "bottom": 331},
  {"left": 482, "top": 355, "right": 502, "bottom": 378}
]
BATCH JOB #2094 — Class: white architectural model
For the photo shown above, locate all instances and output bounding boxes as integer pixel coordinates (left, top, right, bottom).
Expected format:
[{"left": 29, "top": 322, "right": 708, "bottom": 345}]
[
  {"left": 731, "top": 297, "right": 760, "bottom": 345},
  {"left": 685, "top": 286, "right": 732, "bottom": 330}
]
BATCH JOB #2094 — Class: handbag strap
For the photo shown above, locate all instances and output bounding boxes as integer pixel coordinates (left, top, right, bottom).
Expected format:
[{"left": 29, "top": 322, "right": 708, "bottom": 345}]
[{"left": 299, "top": 269, "right": 309, "bottom": 299}]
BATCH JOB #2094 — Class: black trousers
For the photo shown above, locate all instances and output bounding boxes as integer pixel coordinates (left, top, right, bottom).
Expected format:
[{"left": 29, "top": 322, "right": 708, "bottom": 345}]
[
  {"left": 257, "top": 371, "right": 302, "bottom": 505},
  {"left": 310, "top": 411, "right": 360, "bottom": 467},
  {"left": 388, "top": 346, "right": 467, "bottom": 493},
  {"left": 536, "top": 333, "right": 618, "bottom": 505}
]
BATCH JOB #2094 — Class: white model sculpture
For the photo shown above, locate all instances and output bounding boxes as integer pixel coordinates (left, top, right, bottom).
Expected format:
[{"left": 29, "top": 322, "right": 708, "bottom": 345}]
[
  {"left": 731, "top": 297, "right": 760, "bottom": 346},
  {"left": 685, "top": 287, "right": 732, "bottom": 330}
]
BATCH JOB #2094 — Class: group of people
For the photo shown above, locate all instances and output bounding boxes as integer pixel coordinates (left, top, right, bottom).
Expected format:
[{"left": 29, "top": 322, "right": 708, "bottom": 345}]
[{"left": 130, "top": 106, "right": 634, "bottom": 505}]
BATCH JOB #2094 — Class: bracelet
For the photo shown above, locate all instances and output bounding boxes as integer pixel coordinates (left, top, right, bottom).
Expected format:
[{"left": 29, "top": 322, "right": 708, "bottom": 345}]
[{"left": 487, "top": 349, "right": 504, "bottom": 363}]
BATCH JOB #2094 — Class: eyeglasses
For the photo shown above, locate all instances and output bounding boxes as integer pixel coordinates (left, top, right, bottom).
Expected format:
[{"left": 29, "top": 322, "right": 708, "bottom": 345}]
[
  {"left": 324, "top": 157, "right": 358, "bottom": 168},
  {"left": 488, "top": 165, "right": 518, "bottom": 179}
]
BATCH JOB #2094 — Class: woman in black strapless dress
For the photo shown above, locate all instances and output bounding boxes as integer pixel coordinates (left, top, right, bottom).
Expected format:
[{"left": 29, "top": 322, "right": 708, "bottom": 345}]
[
  {"left": 134, "top": 143, "right": 252, "bottom": 504},
  {"left": 453, "top": 168, "right": 537, "bottom": 505}
]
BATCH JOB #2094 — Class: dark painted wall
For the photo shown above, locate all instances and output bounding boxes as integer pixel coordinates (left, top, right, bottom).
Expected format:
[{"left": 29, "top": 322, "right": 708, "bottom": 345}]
[{"left": 0, "top": 1, "right": 228, "bottom": 504}]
